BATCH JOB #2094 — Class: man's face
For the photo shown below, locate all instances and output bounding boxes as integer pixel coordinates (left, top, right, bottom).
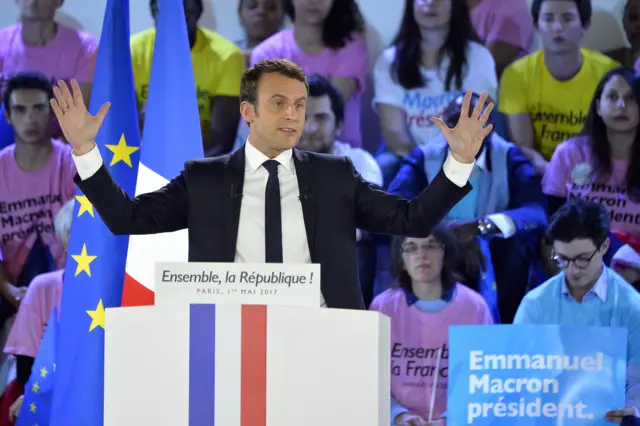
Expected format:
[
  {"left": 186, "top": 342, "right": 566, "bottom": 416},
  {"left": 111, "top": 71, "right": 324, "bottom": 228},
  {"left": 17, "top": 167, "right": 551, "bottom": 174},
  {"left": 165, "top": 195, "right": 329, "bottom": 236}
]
[
  {"left": 625, "top": 0, "right": 640, "bottom": 48},
  {"left": 552, "top": 238, "right": 608, "bottom": 291},
  {"left": 152, "top": 0, "right": 201, "bottom": 34},
  {"left": 239, "top": 0, "right": 283, "bottom": 43},
  {"left": 298, "top": 94, "right": 339, "bottom": 154},
  {"left": 16, "top": 0, "right": 61, "bottom": 20},
  {"left": 536, "top": 0, "right": 585, "bottom": 54},
  {"left": 5, "top": 88, "right": 52, "bottom": 145},
  {"left": 242, "top": 72, "right": 308, "bottom": 152}
]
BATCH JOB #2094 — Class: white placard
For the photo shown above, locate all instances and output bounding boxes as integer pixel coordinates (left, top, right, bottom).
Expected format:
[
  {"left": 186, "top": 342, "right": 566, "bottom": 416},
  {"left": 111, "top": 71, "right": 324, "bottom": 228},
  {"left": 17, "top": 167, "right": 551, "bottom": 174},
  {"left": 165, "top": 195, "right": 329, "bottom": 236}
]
[{"left": 154, "top": 262, "right": 321, "bottom": 308}]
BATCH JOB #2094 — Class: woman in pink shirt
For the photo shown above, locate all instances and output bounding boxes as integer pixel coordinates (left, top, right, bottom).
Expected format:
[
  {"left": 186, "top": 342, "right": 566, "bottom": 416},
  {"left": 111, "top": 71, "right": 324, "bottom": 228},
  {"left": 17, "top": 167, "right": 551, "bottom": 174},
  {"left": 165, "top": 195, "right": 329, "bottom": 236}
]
[
  {"left": 370, "top": 224, "right": 493, "bottom": 426},
  {"left": 250, "top": 0, "right": 368, "bottom": 148},
  {"left": 542, "top": 67, "right": 640, "bottom": 243},
  {"left": 4, "top": 199, "right": 73, "bottom": 422}
]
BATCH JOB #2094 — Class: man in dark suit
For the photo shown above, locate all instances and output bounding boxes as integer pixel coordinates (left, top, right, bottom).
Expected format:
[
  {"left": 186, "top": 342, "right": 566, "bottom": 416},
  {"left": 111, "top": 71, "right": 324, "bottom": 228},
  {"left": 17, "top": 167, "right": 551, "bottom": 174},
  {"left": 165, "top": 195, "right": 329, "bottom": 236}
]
[{"left": 49, "top": 59, "right": 495, "bottom": 310}]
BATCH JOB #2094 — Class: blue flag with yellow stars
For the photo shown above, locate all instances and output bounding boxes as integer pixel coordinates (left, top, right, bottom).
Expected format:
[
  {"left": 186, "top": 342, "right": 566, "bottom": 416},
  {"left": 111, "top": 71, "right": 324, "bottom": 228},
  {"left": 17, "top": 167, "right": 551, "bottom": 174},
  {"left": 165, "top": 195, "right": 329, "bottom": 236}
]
[
  {"left": 15, "top": 308, "right": 59, "bottom": 426},
  {"left": 49, "top": 0, "right": 140, "bottom": 424}
]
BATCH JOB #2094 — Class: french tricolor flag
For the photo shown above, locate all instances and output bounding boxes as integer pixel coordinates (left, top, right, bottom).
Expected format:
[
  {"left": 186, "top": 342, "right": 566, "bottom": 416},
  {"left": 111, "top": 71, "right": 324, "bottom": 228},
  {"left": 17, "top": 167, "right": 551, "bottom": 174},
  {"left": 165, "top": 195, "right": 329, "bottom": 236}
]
[{"left": 122, "top": 0, "right": 203, "bottom": 307}]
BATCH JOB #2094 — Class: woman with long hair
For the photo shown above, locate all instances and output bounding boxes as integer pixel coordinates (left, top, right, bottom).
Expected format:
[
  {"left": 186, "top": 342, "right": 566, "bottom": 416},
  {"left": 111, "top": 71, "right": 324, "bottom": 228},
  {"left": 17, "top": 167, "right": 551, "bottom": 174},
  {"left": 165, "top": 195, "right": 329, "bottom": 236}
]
[
  {"left": 543, "top": 67, "right": 640, "bottom": 242},
  {"left": 250, "top": 0, "right": 368, "bottom": 148},
  {"left": 370, "top": 225, "right": 493, "bottom": 425},
  {"left": 373, "top": 0, "right": 497, "bottom": 185}
]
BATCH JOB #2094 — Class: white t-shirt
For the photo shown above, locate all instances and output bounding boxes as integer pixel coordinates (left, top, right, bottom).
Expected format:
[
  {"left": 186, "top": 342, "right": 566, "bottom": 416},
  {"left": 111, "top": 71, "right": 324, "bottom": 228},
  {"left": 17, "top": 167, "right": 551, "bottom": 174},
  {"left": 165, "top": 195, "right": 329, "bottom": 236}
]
[
  {"left": 372, "top": 41, "right": 498, "bottom": 146},
  {"left": 332, "top": 141, "right": 383, "bottom": 187}
]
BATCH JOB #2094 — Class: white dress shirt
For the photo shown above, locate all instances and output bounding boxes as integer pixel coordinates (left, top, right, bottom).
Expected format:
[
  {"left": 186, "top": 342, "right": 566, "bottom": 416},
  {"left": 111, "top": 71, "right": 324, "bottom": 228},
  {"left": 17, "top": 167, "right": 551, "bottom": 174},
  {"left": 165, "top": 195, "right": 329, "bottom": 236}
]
[{"left": 71, "top": 140, "right": 475, "bottom": 308}]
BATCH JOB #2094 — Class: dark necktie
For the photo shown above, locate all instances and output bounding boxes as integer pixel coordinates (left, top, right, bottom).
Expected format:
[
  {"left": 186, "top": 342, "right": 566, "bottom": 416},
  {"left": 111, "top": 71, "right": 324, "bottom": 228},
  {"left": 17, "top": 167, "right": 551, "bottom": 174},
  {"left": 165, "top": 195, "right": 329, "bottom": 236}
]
[{"left": 263, "top": 160, "right": 283, "bottom": 263}]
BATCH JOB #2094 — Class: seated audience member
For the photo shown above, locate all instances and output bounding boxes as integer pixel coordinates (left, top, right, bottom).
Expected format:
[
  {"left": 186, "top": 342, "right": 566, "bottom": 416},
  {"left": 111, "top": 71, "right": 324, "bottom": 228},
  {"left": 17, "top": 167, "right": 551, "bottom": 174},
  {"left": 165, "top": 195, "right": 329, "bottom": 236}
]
[
  {"left": 236, "top": 0, "right": 285, "bottom": 65},
  {"left": 373, "top": 0, "right": 497, "bottom": 186},
  {"left": 543, "top": 68, "right": 640, "bottom": 241},
  {"left": 388, "top": 93, "right": 547, "bottom": 323},
  {"left": 297, "top": 74, "right": 382, "bottom": 185},
  {"left": 468, "top": 0, "right": 534, "bottom": 76},
  {"left": 0, "top": 0, "right": 98, "bottom": 146},
  {"left": 3, "top": 199, "right": 72, "bottom": 423},
  {"left": 611, "top": 244, "right": 640, "bottom": 290},
  {"left": 514, "top": 198, "right": 640, "bottom": 420},
  {"left": 0, "top": 73, "right": 76, "bottom": 321},
  {"left": 232, "top": 0, "right": 285, "bottom": 152},
  {"left": 131, "top": 0, "right": 245, "bottom": 157},
  {"left": 607, "top": 0, "right": 640, "bottom": 70},
  {"left": 499, "top": 0, "right": 619, "bottom": 175},
  {"left": 370, "top": 227, "right": 493, "bottom": 426},
  {"left": 251, "top": 0, "right": 368, "bottom": 148}
]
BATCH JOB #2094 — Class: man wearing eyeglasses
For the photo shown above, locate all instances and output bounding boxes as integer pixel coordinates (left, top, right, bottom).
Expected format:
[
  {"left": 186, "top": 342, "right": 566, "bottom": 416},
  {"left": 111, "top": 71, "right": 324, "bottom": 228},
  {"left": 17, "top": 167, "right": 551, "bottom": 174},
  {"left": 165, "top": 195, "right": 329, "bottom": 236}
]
[{"left": 514, "top": 197, "right": 640, "bottom": 423}]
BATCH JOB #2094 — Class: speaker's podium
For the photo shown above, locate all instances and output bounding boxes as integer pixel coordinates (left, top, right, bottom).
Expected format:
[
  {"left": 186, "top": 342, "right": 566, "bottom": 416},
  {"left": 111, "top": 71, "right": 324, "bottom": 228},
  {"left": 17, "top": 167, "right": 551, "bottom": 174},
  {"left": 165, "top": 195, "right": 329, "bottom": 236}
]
[{"left": 103, "top": 262, "right": 391, "bottom": 426}]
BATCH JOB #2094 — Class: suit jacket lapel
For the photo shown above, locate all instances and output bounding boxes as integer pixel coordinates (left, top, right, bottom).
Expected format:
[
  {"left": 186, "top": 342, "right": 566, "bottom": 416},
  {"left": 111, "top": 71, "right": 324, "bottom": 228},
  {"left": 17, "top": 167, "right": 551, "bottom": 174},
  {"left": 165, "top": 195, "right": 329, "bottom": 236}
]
[
  {"left": 293, "top": 149, "right": 317, "bottom": 259},
  {"left": 223, "top": 148, "right": 246, "bottom": 261}
]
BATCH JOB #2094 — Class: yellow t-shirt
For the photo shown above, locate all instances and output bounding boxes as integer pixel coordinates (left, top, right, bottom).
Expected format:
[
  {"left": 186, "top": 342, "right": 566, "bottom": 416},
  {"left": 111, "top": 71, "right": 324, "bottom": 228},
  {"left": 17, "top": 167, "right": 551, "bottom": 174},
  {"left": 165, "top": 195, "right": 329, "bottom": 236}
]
[
  {"left": 498, "top": 49, "right": 619, "bottom": 160},
  {"left": 130, "top": 27, "right": 245, "bottom": 141}
]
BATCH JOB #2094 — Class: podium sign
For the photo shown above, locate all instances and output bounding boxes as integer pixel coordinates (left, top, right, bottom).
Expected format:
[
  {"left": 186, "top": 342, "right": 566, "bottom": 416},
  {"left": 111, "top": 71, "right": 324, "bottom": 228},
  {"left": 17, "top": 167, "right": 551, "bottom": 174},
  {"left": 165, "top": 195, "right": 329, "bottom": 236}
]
[
  {"left": 104, "top": 303, "right": 390, "bottom": 426},
  {"left": 155, "top": 262, "right": 321, "bottom": 307}
]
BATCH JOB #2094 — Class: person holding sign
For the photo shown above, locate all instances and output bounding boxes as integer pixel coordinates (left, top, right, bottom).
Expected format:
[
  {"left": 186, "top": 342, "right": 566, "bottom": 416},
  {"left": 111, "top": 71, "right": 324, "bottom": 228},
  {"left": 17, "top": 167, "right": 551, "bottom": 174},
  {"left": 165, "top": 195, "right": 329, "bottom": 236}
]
[
  {"left": 542, "top": 67, "right": 640, "bottom": 275},
  {"left": 371, "top": 225, "right": 493, "bottom": 425},
  {"left": 48, "top": 60, "right": 494, "bottom": 310},
  {"left": 514, "top": 198, "right": 640, "bottom": 422}
]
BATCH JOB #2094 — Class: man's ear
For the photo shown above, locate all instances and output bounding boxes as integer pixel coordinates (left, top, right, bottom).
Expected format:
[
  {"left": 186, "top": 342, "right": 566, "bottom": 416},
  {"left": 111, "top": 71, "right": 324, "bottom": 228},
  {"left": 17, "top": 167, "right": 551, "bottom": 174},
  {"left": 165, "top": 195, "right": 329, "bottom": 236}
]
[
  {"left": 240, "top": 101, "right": 256, "bottom": 125},
  {"left": 602, "top": 237, "right": 611, "bottom": 254},
  {"left": 3, "top": 108, "right": 11, "bottom": 125}
]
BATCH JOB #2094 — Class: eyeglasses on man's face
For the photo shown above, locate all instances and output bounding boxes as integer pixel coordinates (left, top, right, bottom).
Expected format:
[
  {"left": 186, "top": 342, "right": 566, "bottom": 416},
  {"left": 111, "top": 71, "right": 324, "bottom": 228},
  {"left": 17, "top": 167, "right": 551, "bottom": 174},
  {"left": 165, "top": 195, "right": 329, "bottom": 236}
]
[{"left": 552, "top": 244, "right": 601, "bottom": 270}]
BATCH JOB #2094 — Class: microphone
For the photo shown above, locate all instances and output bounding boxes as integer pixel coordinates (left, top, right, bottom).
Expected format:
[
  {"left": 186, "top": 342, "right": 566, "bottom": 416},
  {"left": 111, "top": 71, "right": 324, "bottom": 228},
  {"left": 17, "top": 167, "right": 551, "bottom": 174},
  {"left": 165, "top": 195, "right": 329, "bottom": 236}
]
[
  {"left": 299, "top": 186, "right": 311, "bottom": 202},
  {"left": 230, "top": 185, "right": 243, "bottom": 199}
]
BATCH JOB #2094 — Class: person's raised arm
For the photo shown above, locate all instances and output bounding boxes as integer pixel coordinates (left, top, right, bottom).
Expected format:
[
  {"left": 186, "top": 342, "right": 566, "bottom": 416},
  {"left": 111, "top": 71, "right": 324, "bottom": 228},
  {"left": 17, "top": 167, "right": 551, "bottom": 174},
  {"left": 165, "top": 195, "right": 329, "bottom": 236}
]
[
  {"left": 50, "top": 79, "right": 189, "bottom": 236},
  {"left": 355, "top": 92, "right": 494, "bottom": 236}
]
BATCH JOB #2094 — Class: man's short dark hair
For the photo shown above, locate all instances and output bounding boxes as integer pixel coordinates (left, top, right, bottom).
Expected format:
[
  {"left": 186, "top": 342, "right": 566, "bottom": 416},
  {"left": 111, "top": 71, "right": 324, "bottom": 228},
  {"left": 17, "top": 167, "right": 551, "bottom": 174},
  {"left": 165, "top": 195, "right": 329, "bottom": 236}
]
[
  {"left": 3, "top": 71, "right": 54, "bottom": 116},
  {"left": 240, "top": 59, "right": 309, "bottom": 105},
  {"left": 546, "top": 197, "right": 610, "bottom": 246},
  {"left": 531, "top": 0, "right": 592, "bottom": 26},
  {"left": 307, "top": 74, "right": 345, "bottom": 125}
]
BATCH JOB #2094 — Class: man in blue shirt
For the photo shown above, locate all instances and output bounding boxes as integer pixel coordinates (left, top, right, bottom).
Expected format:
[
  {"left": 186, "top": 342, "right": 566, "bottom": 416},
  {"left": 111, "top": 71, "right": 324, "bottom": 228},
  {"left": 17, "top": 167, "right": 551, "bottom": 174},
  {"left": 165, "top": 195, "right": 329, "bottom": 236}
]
[{"left": 514, "top": 197, "right": 640, "bottom": 423}]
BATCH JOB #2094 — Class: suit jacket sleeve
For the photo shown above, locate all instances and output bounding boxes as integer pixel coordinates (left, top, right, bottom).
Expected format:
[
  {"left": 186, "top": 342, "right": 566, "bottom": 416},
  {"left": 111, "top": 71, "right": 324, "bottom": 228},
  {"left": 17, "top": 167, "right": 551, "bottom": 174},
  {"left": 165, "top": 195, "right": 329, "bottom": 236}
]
[
  {"left": 387, "top": 147, "right": 428, "bottom": 200},
  {"left": 73, "top": 164, "right": 189, "bottom": 235},
  {"left": 350, "top": 157, "right": 471, "bottom": 237},
  {"left": 501, "top": 145, "right": 548, "bottom": 233}
]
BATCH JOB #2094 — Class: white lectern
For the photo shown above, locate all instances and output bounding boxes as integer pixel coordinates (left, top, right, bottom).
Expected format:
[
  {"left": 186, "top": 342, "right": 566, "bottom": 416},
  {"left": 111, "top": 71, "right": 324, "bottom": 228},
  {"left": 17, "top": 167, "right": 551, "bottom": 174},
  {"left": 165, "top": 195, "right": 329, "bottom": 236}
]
[{"left": 103, "top": 263, "right": 391, "bottom": 426}]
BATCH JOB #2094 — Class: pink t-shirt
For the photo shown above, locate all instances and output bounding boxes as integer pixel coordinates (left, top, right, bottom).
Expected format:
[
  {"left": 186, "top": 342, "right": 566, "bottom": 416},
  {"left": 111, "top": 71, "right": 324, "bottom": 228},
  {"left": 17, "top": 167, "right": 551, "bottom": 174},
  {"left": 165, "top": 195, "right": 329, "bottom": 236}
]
[
  {"left": 0, "top": 140, "right": 76, "bottom": 284},
  {"left": 4, "top": 269, "right": 63, "bottom": 357},
  {"left": 370, "top": 284, "right": 493, "bottom": 421},
  {"left": 0, "top": 23, "right": 98, "bottom": 139},
  {"left": 542, "top": 136, "right": 638, "bottom": 236},
  {"left": 471, "top": 0, "right": 533, "bottom": 53},
  {"left": 250, "top": 29, "right": 368, "bottom": 148}
]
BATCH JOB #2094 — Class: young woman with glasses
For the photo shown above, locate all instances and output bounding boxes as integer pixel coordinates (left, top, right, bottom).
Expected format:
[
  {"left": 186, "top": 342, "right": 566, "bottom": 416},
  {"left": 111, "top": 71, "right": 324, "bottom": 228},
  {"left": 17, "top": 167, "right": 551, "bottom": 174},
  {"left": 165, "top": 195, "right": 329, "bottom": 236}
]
[{"left": 370, "top": 224, "right": 492, "bottom": 426}]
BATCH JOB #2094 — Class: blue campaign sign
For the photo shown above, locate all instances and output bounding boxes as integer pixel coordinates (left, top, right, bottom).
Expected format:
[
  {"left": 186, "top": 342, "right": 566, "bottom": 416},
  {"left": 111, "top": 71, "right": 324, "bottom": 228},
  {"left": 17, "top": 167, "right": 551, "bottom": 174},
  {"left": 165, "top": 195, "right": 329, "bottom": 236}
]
[{"left": 447, "top": 324, "right": 627, "bottom": 426}]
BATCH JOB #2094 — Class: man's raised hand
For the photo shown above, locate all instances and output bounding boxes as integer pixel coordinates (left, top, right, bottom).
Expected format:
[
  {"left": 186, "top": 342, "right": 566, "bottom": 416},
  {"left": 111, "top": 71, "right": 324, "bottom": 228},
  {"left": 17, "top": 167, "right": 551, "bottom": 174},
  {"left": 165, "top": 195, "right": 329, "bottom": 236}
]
[
  {"left": 431, "top": 91, "right": 494, "bottom": 164},
  {"left": 50, "top": 79, "right": 110, "bottom": 156}
]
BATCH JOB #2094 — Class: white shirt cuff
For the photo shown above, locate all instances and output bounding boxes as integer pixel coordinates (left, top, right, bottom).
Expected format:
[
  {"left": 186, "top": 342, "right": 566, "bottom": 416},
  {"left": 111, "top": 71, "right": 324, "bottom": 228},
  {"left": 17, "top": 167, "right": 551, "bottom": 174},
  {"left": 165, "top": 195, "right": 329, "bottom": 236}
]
[
  {"left": 72, "top": 144, "right": 104, "bottom": 180},
  {"left": 442, "top": 153, "right": 474, "bottom": 187},
  {"left": 486, "top": 213, "right": 517, "bottom": 238}
]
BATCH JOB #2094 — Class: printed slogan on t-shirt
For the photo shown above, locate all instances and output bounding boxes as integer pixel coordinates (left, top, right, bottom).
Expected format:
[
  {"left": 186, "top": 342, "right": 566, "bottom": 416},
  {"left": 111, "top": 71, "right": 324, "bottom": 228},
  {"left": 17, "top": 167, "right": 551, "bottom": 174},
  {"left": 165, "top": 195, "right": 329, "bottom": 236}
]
[{"left": 0, "top": 194, "right": 62, "bottom": 246}]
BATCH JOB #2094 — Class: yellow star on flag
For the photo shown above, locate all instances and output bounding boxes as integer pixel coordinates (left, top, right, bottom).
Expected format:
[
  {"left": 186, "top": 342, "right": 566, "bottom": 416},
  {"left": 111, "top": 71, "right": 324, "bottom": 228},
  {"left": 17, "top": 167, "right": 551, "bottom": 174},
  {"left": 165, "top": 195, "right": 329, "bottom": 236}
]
[
  {"left": 31, "top": 382, "right": 40, "bottom": 393},
  {"left": 40, "top": 366, "right": 48, "bottom": 378},
  {"left": 71, "top": 244, "right": 97, "bottom": 277},
  {"left": 53, "top": 363, "right": 56, "bottom": 372},
  {"left": 106, "top": 134, "right": 139, "bottom": 167},
  {"left": 30, "top": 402, "right": 36, "bottom": 413},
  {"left": 75, "top": 195, "right": 94, "bottom": 217},
  {"left": 87, "top": 299, "right": 106, "bottom": 332}
]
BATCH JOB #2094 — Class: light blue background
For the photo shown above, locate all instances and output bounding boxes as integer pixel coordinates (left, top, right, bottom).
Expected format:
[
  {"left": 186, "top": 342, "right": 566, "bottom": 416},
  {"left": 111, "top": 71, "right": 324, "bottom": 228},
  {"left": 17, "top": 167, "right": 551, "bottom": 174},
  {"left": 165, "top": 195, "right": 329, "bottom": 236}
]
[{"left": 448, "top": 324, "right": 627, "bottom": 426}]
